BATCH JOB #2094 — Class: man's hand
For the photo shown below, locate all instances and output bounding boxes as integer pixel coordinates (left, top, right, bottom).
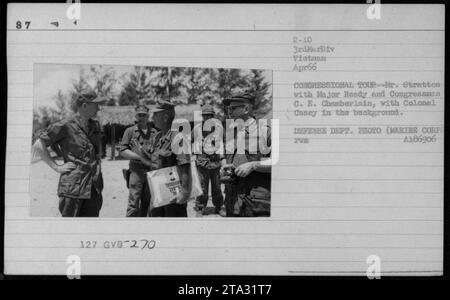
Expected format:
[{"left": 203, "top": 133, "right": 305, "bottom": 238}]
[
  {"left": 130, "top": 140, "right": 144, "bottom": 157},
  {"left": 235, "top": 161, "right": 257, "bottom": 178},
  {"left": 141, "top": 147, "right": 152, "bottom": 159},
  {"left": 55, "top": 162, "right": 76, "bottom": 174},
  {"left": 220, "top": 163, "right": 235, "bottom": 177}
]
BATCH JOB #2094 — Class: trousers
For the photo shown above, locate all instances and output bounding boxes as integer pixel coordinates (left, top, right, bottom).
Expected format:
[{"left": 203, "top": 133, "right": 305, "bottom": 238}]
[
  {"left": 196, "top": 166, "right": 223, "bottom": 208},
  {"left": 126, "top": 168, "right": 151, "bottom": 217},
  {"left": 59, "top": 186, "right": 103, "bottom": 217}
]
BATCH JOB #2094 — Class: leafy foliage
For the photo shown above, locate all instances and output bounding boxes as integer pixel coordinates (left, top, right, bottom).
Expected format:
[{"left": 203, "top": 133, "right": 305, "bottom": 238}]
[{"left": 33, "top": 65, "right": 272, "bottom": 137}]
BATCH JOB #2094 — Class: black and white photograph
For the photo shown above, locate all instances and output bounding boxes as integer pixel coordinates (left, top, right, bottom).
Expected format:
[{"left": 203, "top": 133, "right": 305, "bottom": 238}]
[
  {"left": 30, "top": 63, "right": 273, "bottom": 218},
  {"left": 4, "top": 3, "right": 444, "bottom": 279}
]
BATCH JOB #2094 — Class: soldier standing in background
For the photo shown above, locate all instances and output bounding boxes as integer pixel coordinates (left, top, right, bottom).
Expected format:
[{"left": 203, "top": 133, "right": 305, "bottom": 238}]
[
  {"left": 193, "top": 104, "right": 225, "bottom": 216},
  {"left": 119, "top": 105, "right": 157, "bottom": 217}
]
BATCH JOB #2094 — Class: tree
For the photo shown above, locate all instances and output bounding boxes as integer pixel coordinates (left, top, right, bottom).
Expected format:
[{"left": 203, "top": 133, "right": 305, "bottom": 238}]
[
  {"left": 33, "top": 91, "right": 71, "bottom": 143},
  {"left": 32, "top": 106, "right": 59, "bottom": 143},
  {"left": 69, "top": 69, "right": 90, "bottom": 112},
  {"left": 165, "top": 67, "right": 185, "bottom": 102},
  {"left": 183, "top": 67, "right": 218, "bottom": 105},
  {"left": 53, "top": 89, "right": 71, "bottom": 120},
  {"left": 247, "top": 70, "right": 272, "bottom": 119},
  {"left": 214, "top": 68, "right": 250, "bottom": 102},
  {"left": 119, "top": 66, "right": 156, "bottom": 106},
  {"left": 88, "top": 65, "right": 119, "bottom": 106}
]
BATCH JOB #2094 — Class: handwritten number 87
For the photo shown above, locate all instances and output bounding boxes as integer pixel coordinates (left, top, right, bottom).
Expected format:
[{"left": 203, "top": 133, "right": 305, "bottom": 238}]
[{"left": 16, "top": 21, "right": 31, "bottom": 29}]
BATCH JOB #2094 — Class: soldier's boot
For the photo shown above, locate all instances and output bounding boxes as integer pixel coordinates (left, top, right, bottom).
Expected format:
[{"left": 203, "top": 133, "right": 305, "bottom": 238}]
[
  {"left": 215, "top": 206, "right": 226, "bottom": 217},
  {"left": 202, "top": 206, "right": 209, "bottom": 216}
]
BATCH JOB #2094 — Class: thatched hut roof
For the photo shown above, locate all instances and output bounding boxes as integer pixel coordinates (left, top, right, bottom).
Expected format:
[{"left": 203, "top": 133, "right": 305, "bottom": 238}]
[{"left": 98, "top": 104, "right": 203, "bottom": 126}]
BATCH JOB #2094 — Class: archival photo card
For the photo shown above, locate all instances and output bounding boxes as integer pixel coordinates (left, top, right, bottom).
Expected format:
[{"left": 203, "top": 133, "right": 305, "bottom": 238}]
[{"left": 4, "top": 3, "right": 444, "bottom": 277}]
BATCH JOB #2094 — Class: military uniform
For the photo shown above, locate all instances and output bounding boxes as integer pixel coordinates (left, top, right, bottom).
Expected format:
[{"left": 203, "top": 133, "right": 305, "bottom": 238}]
[
  {"left": 120, "top": 109, "right": 158, "bottom": 217},
  {"left": 192, "top": 104, "right": 224, "bottom": 213},
  {"left": 147, "top": 101, "right": 191, "bottom": 217},
  {"left": 196, "top": 151, "right": 224, "bottom": 211},
  {"left": 40, "top": 110, "right": 104, "bottom": 217},
  {"left": 223, "top": 93, "right": 271, "bottom": 217}
]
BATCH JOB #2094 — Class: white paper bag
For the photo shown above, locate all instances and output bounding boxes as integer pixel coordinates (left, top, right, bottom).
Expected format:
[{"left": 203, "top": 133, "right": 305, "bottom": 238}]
[{"left": 147, "top": 157, "right": 203, "bottom": 208}]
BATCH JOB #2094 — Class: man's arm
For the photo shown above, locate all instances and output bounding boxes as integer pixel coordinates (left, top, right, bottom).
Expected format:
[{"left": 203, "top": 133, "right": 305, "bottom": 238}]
[
  {"left": 120, "top": 148, "right": 145, "bottom": 161},
  {"left": 32, "top": 139, "right": 76, "bottom": 174},
  {"left": 119, "top": 129, "right": 152, "bottom": 167},
  {"left": 234, "top": 160, "right": 271, "bottom": 177},
  {"left": 234, "top": 122, "right": 272, "bottom": 176},
  {"left": 251, "top": 160, "right": 272, "bottom": 173},
  {"left": 120, "top": 148, "right": 153, "bottom": 167}
]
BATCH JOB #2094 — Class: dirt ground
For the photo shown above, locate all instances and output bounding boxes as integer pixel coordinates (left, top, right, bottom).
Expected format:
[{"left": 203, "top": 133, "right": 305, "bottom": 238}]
[{"left": 30, "top": 158, "right": 223, "bottom": 218}]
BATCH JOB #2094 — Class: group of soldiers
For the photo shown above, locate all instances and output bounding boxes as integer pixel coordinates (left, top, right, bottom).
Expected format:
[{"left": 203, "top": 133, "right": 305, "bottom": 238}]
[{"left": 32, "top": 90, "right": 271, "bottom": 218}]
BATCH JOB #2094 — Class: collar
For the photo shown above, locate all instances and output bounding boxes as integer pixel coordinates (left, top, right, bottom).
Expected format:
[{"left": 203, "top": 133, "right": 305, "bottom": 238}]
[{"left": 72, "top": 115, "right": 93, "bottom": 132}]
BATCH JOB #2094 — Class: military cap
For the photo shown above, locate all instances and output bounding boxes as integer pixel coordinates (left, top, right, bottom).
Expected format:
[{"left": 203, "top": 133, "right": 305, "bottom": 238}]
[
  {"left": 75, "top": 91, "right": 106, "bottom": 106},
  {"left": 223, "top": 91, "right": 255, "bottom": 107},
  {"left": 201, "top": 104, "right": 215, "bottom": 115},
  {"left": 148, "top": 99, "right": 176, "bottom": 113},
  {"left": 135, "top": 104, "right": 149, "bottom": 114}
]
